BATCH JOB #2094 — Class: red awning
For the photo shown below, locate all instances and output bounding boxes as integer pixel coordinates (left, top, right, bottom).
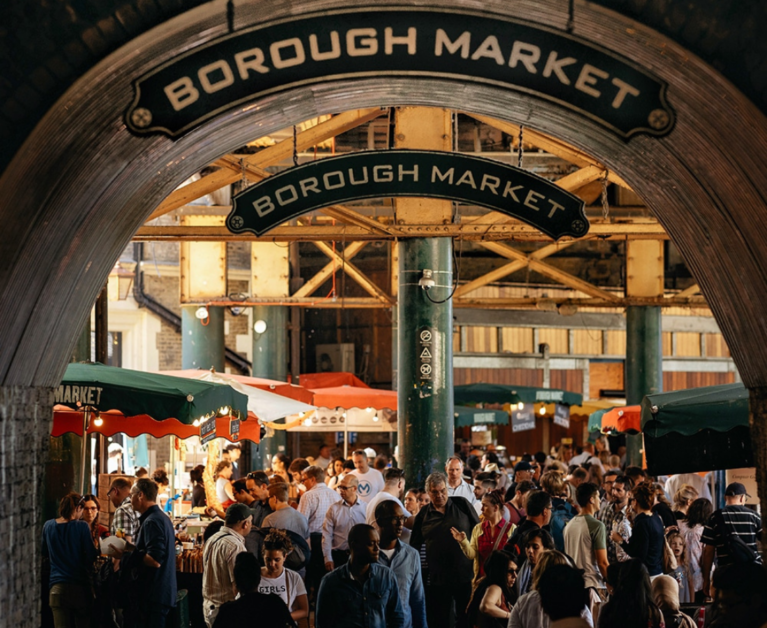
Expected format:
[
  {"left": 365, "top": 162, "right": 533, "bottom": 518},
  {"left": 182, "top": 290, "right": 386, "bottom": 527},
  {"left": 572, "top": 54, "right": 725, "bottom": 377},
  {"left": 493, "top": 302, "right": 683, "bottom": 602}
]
[
  {"left": 602, "top": 405, "right": 641, "bottom": 434},
  {"left": 51, "top": 407, "right": 260, "bottom": 442}
]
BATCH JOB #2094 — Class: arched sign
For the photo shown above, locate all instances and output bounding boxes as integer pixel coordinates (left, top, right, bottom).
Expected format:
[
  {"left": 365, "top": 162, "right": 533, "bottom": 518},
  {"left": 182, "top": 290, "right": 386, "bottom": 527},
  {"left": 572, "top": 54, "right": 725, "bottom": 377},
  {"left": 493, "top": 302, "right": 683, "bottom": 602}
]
[
  {"left": 126, "top": 8, "right": 674, "bottom": 140},
  {"left": 225, "top": 150, "right": 588, "bottom": 240}
]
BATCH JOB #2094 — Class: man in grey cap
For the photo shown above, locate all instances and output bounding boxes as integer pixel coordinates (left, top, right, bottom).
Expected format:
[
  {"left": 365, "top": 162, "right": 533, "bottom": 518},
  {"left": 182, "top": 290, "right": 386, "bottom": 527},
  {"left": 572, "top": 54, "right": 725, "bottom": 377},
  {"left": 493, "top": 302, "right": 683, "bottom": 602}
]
[
  {"left": 202, "top": 503, "right": 253, "bottom": 627},
  {"left": 701, "top": 481, "right": 762, "bottom": 597}
]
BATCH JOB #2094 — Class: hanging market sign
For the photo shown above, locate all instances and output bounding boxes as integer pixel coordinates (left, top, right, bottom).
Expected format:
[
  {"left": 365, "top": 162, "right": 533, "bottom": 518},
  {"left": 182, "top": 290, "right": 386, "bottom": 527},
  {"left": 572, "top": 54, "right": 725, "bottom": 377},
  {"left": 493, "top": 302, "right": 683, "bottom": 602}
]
[
  {"left": 512, "top": 408, "right": 536, "bottom": 432},
  {"left": 125, "top": 8, "right": 674, "bottom": 140},
  {"left": 226, "top": 150, "right": 588, "bottom": 239},
  {"left": 200, "top": 416, "right": 217, "bottom": 445},
  {"left": 553, "top": 404, "right": 571, "bottom": 428},
  {"left": 54, "top": 385, "right": 104, "bottom": 407}
]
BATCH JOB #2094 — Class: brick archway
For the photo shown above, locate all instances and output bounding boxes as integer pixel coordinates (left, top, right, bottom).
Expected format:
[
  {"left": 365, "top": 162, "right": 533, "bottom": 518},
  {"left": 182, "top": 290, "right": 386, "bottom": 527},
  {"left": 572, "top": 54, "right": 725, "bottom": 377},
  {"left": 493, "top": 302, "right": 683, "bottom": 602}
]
[{"left": 1, "top": 1, "right": 766, "bottom": 624}]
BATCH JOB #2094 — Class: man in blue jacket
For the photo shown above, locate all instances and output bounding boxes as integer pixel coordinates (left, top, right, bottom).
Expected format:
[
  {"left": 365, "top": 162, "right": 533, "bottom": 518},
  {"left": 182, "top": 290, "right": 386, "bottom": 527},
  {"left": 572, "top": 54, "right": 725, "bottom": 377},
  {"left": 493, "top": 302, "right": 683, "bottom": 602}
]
[
  {"left": 114, "top": 478, "right": 177, "bottom": 627},
  {"left": 316, "top": 524, "right": 405, "bottom": 628},
  {"left": 375, "top": 500, "right": 427, "bottom": 628}
]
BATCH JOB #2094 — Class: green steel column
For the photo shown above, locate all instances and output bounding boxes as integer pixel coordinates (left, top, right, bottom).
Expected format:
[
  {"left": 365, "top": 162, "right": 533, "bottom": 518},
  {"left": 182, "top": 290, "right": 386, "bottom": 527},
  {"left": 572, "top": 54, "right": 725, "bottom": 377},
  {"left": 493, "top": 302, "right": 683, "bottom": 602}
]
[
  {"left": 181, "top": 306, "right": 225, "bottom": 371},
  {"left": 625, "top": 306, "right": 663, "bottom": 466},
  {"left": 251, "top": 306, "right": 289, "bottom": 468},
  {"left": 398, "top": 238, "right": 454, "bottom": 488}
]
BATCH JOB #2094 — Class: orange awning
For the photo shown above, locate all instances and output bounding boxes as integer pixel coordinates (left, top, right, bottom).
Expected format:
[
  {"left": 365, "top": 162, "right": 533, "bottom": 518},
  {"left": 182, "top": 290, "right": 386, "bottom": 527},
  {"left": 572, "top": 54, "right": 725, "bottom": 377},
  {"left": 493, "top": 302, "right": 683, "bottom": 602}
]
[
  {"left": 310, "top": 386, "right": 396, "bottom": 411},
  {"left": 602, "top": 405, "right": 641, "bottom": 434},
  {"left": 51, "top": 407, "right": 260, "bottom": 442},
  {"left": 300, "top": 372, "right": 369, "bottom": 389}
]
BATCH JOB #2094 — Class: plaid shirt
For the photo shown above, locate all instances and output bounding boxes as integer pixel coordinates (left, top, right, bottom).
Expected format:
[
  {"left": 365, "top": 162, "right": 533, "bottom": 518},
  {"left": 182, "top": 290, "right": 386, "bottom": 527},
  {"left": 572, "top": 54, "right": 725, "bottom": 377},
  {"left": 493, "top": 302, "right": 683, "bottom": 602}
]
[
  {"left": 298, "top": 482, "right": 342, "bottom": 534},
  {"left": 597, "top": 501, "right": 631, "bottom": 564},
  {"left": 111, "top": 496, "right": 139, "bottom": 538}
]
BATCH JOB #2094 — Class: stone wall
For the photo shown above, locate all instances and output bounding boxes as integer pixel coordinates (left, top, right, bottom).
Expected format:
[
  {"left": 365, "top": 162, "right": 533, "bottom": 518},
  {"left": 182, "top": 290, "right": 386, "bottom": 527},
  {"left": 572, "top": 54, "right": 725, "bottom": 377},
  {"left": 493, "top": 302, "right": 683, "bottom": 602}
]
[{"left": 0, "top": 386, "right": 54, "bottom": 628}]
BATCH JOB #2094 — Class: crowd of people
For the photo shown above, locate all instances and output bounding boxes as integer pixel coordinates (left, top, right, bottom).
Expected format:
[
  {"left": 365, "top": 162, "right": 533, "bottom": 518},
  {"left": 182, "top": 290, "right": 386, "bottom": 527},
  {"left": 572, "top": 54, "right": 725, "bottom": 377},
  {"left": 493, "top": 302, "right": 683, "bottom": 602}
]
[{"left": 41, "top": 439, "right": 764, "bottom": 628}]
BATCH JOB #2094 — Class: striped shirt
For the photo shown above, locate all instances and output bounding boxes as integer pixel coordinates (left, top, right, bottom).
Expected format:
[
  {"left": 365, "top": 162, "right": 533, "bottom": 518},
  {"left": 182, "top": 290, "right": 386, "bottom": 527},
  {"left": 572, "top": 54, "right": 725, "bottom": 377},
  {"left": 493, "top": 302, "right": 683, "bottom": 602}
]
[
  {"left": 110, "top": 496, "right": 139, "bottom": 539},
  {"left": 203, "top": 527, "right": 247, "bottom": 609},
  {"left": 701, "top": 505, "right": 762, "bottom": 566},
  {"left": 297, "top": 482, "right": 341, "bottom": 534}
]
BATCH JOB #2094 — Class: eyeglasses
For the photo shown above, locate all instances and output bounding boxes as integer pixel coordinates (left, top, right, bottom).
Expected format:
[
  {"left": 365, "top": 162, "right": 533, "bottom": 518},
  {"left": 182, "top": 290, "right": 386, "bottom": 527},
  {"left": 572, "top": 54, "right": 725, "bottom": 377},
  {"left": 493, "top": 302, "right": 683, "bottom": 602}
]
[{"left": 508, "top": 568, "right": 518, "bottom": 575}]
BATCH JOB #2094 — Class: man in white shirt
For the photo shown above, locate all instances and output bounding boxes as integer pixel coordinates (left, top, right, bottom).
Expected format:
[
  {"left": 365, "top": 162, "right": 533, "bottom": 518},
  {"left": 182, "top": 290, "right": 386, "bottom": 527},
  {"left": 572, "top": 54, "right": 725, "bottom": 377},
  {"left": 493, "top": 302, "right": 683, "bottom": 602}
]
[
  {"left": 202, "top": 503, "right": 253, "bottom": 627},
  {"left": 322, "top": 475, "right": 366, "bottom": 571},
  {"left": 314, "top": 444, "right": 332, "bottom": 470},
  {"left": 563, "top": 482, "right": 609, "bottom": 615},
  {"left": 298, "top": 465, "right": 341, "bottom": 599},
  {"left": 445, "top": 456, "right": 476, "bottom": 504},
  {"left": 365, "top": 467, "right": 410, "bottom": 527},
  {"left": 349, "top": 449, "right": 385, "bottom": 504}
]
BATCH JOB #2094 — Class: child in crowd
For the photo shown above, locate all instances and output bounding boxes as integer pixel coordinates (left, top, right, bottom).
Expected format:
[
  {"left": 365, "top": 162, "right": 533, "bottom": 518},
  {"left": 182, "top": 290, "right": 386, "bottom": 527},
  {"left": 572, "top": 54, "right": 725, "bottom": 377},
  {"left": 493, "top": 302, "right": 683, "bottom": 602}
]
[{"left": 667, "top": 531, "right": 693, "bottom": 603}]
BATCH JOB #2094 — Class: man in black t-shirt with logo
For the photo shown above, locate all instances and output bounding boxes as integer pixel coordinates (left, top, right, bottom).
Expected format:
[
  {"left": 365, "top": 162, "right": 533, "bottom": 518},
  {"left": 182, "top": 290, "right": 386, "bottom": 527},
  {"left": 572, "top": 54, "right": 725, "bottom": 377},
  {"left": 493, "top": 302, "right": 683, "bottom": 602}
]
[{"left": 701, "top": 482, "right": 762, "bottom": 598}]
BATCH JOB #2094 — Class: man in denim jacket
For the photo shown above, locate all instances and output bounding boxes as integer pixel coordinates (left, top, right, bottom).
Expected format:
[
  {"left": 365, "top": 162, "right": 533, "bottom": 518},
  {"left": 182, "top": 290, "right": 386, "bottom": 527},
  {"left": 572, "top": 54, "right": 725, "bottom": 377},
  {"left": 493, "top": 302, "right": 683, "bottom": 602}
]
[{"left": 316, "top": 524, "right": 405, "bottom": 628}]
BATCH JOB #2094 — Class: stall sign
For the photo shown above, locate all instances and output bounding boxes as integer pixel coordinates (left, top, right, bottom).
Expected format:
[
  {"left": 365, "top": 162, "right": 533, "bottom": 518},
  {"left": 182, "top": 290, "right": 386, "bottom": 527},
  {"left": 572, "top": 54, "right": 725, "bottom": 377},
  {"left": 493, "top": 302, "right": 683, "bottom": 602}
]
[
  {"left": 126, "top": 9, "right": 674, "bottom": 140},
  {"left": 473, "top": 412, "right": 498, "bottom": 425},
  {"left": 200, "top": 416, "right": 217, "bottom": 445},
  {"left": 725, "top": 468, "right": 758, "bottom": 505},
  {"left": 419, "top": 327, "right": 434, "bottom": 382},
  {"left": 553, "top": 404, "right": 570, "bottom": 428},
  {"left": 226, "top": 150, "right": 587, "bottom": 240},
  {"left": 229, "top": 418, "right": 240, "bottom": 442},
  {"left": 512, "top": 408, "right": 536, "bottom": 432}
]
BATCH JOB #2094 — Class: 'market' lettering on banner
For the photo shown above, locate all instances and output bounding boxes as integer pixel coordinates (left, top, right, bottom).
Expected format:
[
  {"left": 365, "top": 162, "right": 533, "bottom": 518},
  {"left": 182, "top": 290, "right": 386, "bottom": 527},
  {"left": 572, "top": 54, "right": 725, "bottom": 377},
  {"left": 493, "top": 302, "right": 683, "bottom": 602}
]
[
  {"left": 126, "top": 9, "right": 674, "bottom": 140},
  {"left": 226, "top": 150, "right": 588, "bottom": 240}
]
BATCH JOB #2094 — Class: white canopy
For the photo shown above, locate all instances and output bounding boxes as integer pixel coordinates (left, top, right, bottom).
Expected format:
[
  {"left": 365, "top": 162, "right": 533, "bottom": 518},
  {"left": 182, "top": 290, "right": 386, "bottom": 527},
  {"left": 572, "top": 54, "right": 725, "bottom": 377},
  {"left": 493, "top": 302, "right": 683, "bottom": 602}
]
[{"left": 189, "top": 371, "right": 316, "bottom": 423}]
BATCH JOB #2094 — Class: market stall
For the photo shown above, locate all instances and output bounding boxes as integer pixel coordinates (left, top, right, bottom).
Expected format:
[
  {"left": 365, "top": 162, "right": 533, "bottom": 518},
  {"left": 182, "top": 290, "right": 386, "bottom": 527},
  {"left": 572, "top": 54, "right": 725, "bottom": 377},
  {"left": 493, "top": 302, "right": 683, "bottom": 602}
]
[{"left": 641, "top": 383, "right": 753, "bottom": 475}]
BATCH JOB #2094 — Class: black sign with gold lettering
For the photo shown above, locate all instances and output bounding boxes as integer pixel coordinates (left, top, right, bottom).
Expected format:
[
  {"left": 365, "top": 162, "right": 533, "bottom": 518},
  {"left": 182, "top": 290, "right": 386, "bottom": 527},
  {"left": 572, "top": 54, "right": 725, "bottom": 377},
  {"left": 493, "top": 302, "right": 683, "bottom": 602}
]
[
  {"left": 126, "top": 8, "right": 674, "bottom": 140},
  {"left": 226, "top": 150, "right": 588, "bottom": 239}
]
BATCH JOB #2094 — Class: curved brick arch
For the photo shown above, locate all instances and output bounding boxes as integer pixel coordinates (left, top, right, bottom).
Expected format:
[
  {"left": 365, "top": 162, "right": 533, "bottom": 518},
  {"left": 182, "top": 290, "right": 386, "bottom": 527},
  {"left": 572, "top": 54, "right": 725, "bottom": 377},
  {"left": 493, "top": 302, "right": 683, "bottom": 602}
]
[{"left": 1, "top": 1, "right": 766, "bottom": 624}]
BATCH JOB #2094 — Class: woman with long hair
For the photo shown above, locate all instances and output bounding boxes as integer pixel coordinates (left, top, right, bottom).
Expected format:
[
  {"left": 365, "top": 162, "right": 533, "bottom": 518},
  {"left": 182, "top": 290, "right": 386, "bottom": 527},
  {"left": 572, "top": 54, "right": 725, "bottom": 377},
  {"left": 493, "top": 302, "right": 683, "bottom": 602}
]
[
  {"left": 190, "top": 464, "right": 206, "bottom": 508},
  {"left": 678, "top": 497, "right": 713, "bottom": 602},
  {"left": 80, "top": 493, "right": 108, "bottom": 547},
  {"left": 599, "top": 559, "right": 663, "bottom": 628},
  {"left": 510, "top": 550, "right": 593, "bottom": 628},
  {"left": 259, "top": 528, "right": 309, "bottom": 623},
  {"left": 651, "top": 482, "right": 678, "bottom": 530},
  {"left": 404, "top": 488, "right": 421, "bottom": 516},
  {"left": 451, "top": 489, "right": 513, "bottom": 582},
  {"left": 42, "top": 492, "right": 99, "bottom": 628},
  {"left": 270, "top": 453, "right": 291, "bottom": 484},
  {"left": 516, "top": 529, "right": 555, "bottom": 597},
  {"left": 466, "top": 550, "right": 519, "bottom": 628},
  {"left": 326, "top": 457, "right": 346, "bottom": 490},
  {"left": 672, "top": 484, "right": 698, "bottom": 521},
  {"left": 214, "top": 460, "right": 235, "bottom": 508},
  {"left": 610, "top": 481, "right": 665, "bottom": 577}
]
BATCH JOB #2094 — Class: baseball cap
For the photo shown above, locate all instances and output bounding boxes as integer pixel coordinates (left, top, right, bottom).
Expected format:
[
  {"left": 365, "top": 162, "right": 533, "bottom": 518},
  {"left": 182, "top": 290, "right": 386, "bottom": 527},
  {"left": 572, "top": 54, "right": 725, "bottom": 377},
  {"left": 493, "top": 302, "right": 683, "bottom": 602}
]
[
  {"left": 364, "top": 447, "right": 377, "bottom": 458},
  {"left": 225, "top": 503, "right": 253, "bottom": 525},
  {"left": 514, "top": 461, "right": 533, "bottom": 472},
  {"left": 724, "top": 482, "right": 751, "bottom": 498}
]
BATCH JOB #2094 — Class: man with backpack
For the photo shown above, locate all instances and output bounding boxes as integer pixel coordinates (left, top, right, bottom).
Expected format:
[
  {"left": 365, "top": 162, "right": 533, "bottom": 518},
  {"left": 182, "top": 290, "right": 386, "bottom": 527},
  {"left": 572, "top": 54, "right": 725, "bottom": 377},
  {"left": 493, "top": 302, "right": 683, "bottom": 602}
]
[
  {"left": 539, "top": 471, "right": 577, "bottom": 552},
  {"left": 700, "top": 482, "right": 762, "bottom": 598}
]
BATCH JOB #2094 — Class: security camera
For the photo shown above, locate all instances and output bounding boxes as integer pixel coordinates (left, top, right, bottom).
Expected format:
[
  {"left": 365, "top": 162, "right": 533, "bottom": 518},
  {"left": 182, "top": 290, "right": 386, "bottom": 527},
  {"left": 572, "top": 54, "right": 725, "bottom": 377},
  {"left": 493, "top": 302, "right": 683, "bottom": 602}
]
[{"left": 419, "top": 269, "right": 436, "bottom": 290}]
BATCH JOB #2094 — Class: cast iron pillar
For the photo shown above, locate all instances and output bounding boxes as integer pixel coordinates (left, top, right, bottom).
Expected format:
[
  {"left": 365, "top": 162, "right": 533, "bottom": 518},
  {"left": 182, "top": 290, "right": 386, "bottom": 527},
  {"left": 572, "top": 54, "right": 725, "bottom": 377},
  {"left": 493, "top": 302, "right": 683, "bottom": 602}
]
[
  {"left": 181, "top": 306, "right": 225, "bottom": 371},
  {"left": 625, "top": 305, "right": 662, "bottom": 466},
  {"left": 252, "top": 305, "right": 289, "bottom": 466},
  {"left": 398, "top": 237, "right": 454, "bottom": 488}
]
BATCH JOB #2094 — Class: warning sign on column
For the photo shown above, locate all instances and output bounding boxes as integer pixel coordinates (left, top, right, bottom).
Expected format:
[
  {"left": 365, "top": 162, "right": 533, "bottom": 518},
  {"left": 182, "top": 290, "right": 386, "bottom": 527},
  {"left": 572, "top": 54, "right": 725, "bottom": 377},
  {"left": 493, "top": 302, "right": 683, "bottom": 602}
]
[{"left": 419, "top": 327, "right": 434, "bottom": 381}]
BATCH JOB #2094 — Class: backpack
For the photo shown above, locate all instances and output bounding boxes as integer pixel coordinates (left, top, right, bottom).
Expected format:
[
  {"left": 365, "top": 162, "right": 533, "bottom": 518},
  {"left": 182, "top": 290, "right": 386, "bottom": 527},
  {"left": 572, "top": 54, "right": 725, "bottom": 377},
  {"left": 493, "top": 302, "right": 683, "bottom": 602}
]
[
  {"left": 261, "top": 527, "right": 311, "bottom": 571},
  {"left": 714, "top": 510, "right": 759, "bottom": 564},
  {"left": 548, "top": 500, "right": 576, "bottom": 552}
]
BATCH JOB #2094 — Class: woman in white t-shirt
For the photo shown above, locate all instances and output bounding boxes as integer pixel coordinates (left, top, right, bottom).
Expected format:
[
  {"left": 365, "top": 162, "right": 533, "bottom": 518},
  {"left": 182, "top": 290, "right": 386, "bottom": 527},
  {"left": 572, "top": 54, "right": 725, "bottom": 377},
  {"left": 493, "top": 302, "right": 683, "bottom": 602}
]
[
  {"left": 259, "top": 528, "right": 309, "bottom": 623},
  {"left": 214, "top": 460, "right": 235, "bottom": 507}
]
